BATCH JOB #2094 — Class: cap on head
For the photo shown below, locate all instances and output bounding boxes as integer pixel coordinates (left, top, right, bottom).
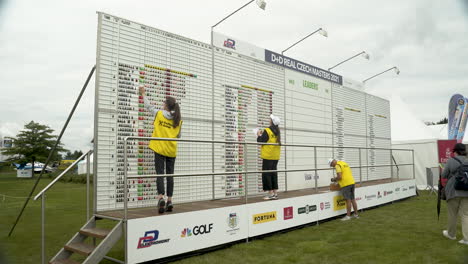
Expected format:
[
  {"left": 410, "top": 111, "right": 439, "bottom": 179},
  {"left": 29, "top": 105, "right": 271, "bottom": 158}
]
[
  {"left": 328, "top": 158, "right": 335, "bottom": 167},
  {"left": 453, "top": 143, "right": 466, "bottom": 153},
  {"left": 270, "top": 114, "right": 280, "bottom": 126}
]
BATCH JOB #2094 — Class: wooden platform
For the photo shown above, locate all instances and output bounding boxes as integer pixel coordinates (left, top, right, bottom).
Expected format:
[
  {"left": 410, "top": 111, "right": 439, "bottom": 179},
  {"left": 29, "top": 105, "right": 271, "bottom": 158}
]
[{"left": 98, "top": 178, "right": 398, "bottom": 220}]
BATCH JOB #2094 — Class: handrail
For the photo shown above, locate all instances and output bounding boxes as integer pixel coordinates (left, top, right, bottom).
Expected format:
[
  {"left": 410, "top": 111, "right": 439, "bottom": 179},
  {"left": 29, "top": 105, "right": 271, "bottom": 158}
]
[
  {"left": 125, "top": 163, "right": 415, "bottom": 179},
  {"left": 123, "top": 136, "right": 412, "bottom": 151},
  {"left": 34, "top": 150, "right": 93, "bottom": 200}
]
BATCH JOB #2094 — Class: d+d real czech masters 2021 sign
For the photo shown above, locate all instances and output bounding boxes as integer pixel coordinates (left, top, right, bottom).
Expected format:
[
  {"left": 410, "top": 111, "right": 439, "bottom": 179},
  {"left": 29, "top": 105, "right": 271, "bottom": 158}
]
[{"left": 265, "top": 50, "right": 342, "bottom": 85}]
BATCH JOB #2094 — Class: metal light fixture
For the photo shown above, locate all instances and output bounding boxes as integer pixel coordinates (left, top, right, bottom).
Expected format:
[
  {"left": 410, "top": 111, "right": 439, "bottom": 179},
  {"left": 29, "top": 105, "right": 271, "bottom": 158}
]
[
  {"left": 362, "top": 52, "right": 370, "bottom": 60},
  {"left": 363, "top": 66, "right": 400, "bottom": 83},
  {"left": 282, "top": 27, "right": 328, "bottom": 54},
  {"left": 256, "top": 0, "right": 267, "bottom": 10},
  {"left": 319, "top": 29, "right": 328, "bottom": 37},
  {"left": 328, "top": 51, "right": 370, "bottom": 72}
]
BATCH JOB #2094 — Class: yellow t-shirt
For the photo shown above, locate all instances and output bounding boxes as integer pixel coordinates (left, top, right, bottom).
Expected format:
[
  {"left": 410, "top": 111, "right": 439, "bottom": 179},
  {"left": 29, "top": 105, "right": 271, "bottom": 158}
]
[
  {"left": 148, "top": 111, "right": 182, "bottom": 158},
  {"left": 335, "top": 161, "right": 355, "bottom": 187},
  {"left": 260, "top": 128, "right": 280, "bottom": 160}
]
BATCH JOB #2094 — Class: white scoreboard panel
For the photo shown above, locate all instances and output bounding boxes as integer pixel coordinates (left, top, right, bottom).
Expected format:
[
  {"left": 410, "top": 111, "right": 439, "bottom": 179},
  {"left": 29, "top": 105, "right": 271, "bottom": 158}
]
[
  {"left": 332, "top": 84, "right": 367, "bottom": 182},
  {"left": 284, "top": 69, "right": 334, "bottom": 189},
  {"left": 95, "top": 13, "right": 286, "bottom": 211},
  {"left": 213, "top": 47, "right": 286, "bottom": 197},
  {"left": 94, "top": 13, "right": 391, "bottom": 211},
  {"left": 332, "top": 85, "right": 391, "bottom": 182},
  {"left": 366, "top": 94, "right": 392, "bottom": 180}
]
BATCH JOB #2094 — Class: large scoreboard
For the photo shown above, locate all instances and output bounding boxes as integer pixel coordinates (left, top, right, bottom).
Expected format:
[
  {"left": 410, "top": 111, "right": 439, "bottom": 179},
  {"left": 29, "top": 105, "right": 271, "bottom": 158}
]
[{"left": 94, "top": 12, "right": 391, "bottom": 212}]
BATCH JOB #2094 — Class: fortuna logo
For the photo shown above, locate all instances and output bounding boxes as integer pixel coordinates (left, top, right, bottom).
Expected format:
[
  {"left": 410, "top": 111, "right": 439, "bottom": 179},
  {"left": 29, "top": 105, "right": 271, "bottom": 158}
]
[
  {"left": 253, "top": 211, "right": 277, "bottom": 224},
  {"left": 180, "top": 224, "right": 213, "bottom": 238},
  {"left": 137, "top": 230, "right": 170, "bottom": 249},
  {"left": 180, "top": 228, "right": 192, "bottom": 237},
  {"left": 223, "top": 39, "right": 236, "bottom": 49}
]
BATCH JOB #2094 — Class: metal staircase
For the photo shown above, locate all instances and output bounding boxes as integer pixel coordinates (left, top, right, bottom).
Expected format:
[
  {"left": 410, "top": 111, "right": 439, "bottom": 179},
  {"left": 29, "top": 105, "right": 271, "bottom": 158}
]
[
  {"left": 49, "top": 216, "right": 122, "bottom": 264},
  {"left": 32, "top": 150, "right": 125, "bottom": 264}
]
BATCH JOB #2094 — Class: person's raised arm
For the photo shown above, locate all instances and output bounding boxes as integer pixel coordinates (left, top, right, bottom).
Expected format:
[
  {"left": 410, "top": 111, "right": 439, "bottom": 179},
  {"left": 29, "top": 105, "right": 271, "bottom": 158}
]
[{"left": 139, "top": 87, "right": 158, "bottom": 117}]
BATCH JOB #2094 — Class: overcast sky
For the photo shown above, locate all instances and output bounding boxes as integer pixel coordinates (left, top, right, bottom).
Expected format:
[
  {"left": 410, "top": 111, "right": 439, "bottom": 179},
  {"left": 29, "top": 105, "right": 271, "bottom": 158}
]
[{"left": 1, "top": 0, "right": 467, "bottom": 152}]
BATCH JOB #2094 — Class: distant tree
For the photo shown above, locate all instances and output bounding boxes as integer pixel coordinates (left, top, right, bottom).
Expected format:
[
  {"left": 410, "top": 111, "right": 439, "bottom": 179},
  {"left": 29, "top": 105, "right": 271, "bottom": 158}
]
[
  {"left": 64, "top": 150, "right": 84, "bottom": 159},
  {"left": 1, "top": 121, "right": 67, "bottom": 165},
  {"left": 436, "top": 117, "right": 448, "bottom": 125},
  {"left": 425, "top": 117, "right": 448, "bottom": 126}
]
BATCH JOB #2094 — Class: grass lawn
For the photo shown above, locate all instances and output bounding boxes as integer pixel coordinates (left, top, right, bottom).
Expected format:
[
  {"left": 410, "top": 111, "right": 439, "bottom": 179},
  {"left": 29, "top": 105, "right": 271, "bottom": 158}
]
[{"left": 1, "top": 169, "right": 467, "bottom": 264}]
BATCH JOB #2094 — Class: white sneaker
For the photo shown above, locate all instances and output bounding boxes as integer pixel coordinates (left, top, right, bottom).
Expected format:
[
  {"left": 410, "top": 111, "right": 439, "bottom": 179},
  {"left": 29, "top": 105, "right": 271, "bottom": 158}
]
[
  {"left": 263, "top": 195, "right": 273, "bottom": 200},
  {"left": 353, "top": 214, "right": 359, "bottom": 219},
  {"left": 459, "top": 239, "right": 468, "bottom": 245},
  {"left": 443, "top": 230, "right": 456, "bottom": 240},
  {"left": 341, "top": 215, "right": 351, "bottom": 221}
]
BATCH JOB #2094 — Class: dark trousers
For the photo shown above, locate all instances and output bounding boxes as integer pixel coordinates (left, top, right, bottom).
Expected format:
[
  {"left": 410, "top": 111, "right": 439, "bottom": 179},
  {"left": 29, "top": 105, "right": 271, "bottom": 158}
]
[
  {"left": 154, "top": 153, "right": 175, "bottom": 197},
  {"left": 262, "top": 159, "right": 279, "bottom": 191}
]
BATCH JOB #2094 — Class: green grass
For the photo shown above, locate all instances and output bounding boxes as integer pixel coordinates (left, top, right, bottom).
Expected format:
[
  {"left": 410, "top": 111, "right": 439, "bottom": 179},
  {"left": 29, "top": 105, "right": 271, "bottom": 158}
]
[{"left": 1, "top": 168, "right": 467, "bottom": 264}]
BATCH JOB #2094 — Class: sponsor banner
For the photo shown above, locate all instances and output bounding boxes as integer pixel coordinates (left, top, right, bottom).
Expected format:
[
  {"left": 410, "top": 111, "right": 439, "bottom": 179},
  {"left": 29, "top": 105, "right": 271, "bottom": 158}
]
[
  {"left": 128, "top": 179, "right": 416, "bottom": 262},
  {"left": 127, "top": 205, "right": 247, "bottom": 263},
  {"left": 396, "top": 180, "right": 417, "bottom": 200},
  {"left": 457, "top": 97, "right": 468, "bottom": 143},
  {"left": 248, "top": 196, "right": 320, "bottom": 237},
  {"left": 333, "top": 195, "right": 346, "bottom": 211},
  {"left": 265, "top": 49, "right": 342, "bottom": 85},
  {"left": 448, "top": 94, "right": 466, "bottom": 140},
  {"left": 253, "top": 211, "right": 277, "bottom": 224},
  {"left": 437, "top": 140, "right": 457, "bottom": 164},
  {"left": 283, "top": 207, "right": 294, "bottom": 220},
  {"left": 213, "top": 31, "right": 265, "bottom": 60}
]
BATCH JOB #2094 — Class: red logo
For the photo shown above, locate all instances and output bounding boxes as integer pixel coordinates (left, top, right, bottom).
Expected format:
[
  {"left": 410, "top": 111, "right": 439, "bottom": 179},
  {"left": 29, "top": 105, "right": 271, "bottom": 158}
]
[
  {"left": 283, "top": 207, "right": 293, "bottom": 220},
  {"left": 320, "top": 202, "right": 324, "bottom": 210}
]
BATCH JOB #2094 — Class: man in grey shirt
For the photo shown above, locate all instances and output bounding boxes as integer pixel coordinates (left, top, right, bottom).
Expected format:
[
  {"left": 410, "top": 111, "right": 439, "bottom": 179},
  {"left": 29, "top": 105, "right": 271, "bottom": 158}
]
[{"left": 441, "top": 143, "right": 468, "bottom": 245}]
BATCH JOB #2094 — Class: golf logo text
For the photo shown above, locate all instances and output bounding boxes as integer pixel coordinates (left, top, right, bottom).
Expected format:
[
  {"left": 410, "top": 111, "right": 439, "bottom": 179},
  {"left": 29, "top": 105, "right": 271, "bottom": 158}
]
[
  {"left": 227, "top": 213, "right": 240, "bottom": 235},
  {"left": 181, "top": 223, "right": 213, "bottom": 238},
  {"left": 137, "top": 230, "right": 170, "bottom": 249},
  {"left": 253, "top": 211, "right": 277, "bottom": 224},
  {"left": 223, "top": 39, "right": 236, "bottom": 49},
  {"left": 333, "top": 195, "right": 346, "bottom": 211},
  {"left": 298, "top": 204, "right": 317, "bottom": 214},
  {"left": 283, "top": 207, "right": 293, "bottom": 220}
]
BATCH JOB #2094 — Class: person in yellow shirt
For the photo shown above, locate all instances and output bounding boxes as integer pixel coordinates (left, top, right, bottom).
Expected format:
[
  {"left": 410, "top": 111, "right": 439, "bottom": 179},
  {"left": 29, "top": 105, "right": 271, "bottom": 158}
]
[
  {"left": 257, "top": 114, "right": 281, "bottom": 200},
  {"left": 140, "top": 87, "right": 182, "bottom": 214},
  {"left": 328, "top": 158, "right": 359, "bottom": 221}
]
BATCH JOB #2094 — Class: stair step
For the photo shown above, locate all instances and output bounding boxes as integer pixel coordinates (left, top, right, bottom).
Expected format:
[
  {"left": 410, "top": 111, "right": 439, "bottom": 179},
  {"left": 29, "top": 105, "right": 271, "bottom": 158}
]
[
  {"left": 80, "top": 227, "right": 111, "bottom": 239},
  {"left": 50, "top": 259, "right": 81, "bottom": 264},
  {"left": 64, "top": 242, "right": 95, "bottom": 256}
]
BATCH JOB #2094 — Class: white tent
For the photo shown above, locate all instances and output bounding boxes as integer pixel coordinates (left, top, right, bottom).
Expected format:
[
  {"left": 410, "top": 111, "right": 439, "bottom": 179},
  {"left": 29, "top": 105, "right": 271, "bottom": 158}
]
[
  {"left": 389, "top": 95, "right": 441, "bottom": 189},
  {"left": 77, "top": 153, "right": 93, "bottom": 175},
  {"left": 390, "top": 95, "right": 467, "bottom": 189}
]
